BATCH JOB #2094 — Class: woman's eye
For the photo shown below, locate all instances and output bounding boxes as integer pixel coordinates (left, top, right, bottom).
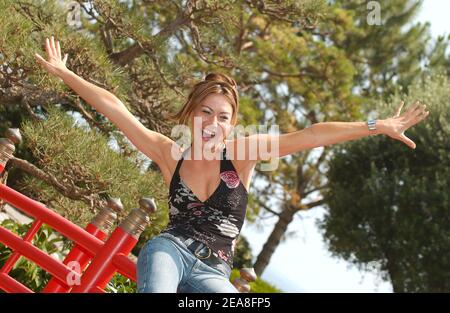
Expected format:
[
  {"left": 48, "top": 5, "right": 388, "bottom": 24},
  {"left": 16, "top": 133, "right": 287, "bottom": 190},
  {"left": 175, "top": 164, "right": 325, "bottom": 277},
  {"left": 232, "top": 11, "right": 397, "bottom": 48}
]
[
  {"left": 202, "top": 110, "right": 211, "bottom": 114},
  {"left": 220, "top": 116, "right": 229, "bottom": 120}
]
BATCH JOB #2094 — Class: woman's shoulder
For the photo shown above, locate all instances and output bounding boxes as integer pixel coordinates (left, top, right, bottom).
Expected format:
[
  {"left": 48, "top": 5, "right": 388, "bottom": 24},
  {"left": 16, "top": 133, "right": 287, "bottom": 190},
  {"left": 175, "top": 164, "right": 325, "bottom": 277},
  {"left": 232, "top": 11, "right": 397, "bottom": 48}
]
[
  {"left": 224, "top": 139, "right": 257, "bottom": 177},
  {"left": 157, "top": 141, "right": 186, "bottom": 187}
]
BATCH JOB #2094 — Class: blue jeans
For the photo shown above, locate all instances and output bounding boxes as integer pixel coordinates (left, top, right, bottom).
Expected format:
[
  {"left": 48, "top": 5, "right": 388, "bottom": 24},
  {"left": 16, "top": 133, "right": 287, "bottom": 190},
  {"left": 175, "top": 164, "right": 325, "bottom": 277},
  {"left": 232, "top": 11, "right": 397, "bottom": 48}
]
[{"left": 136, "top": 232, "right": 238, "bottom": 293}]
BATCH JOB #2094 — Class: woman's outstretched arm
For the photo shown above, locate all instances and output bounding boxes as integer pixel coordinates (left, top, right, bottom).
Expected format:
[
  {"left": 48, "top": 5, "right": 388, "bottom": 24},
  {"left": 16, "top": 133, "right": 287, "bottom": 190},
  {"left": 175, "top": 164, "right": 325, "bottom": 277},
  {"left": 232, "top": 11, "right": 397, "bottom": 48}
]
[
  {"left": 34, "top": 36, "right": 174, "bottom": 166},
  {"left": 274, "top": 101, "right": 429, "bottom": 157},
  {"left": 230, "top": 101, "right": 429, "bottom": 162}
]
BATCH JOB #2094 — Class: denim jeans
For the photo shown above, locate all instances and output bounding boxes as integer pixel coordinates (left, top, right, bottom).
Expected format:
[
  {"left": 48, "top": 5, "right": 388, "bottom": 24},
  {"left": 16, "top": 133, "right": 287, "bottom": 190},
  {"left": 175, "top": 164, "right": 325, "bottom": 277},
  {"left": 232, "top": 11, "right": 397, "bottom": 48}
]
[{"left": 136, "top": 232, "right": 238, "bottom": 293}]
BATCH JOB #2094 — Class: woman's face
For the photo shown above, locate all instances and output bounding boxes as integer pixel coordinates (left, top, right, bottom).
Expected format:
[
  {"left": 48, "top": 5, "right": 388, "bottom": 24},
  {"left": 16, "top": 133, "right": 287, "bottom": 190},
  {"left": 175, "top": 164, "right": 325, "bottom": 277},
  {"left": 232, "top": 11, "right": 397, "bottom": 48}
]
[{"left": 189, "top": 93, "right": 234, "bottom": 150}]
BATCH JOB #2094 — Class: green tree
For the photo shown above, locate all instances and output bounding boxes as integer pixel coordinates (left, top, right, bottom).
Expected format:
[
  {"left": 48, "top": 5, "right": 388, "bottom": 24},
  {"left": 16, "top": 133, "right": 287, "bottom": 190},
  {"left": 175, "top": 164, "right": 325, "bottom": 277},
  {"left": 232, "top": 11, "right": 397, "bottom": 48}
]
[
  {"left": 18, "top": 106, "right": 169, "bottom": 234},
  {"left": 252, "top": 0, "right": 448, "bottom": 277},
  {"left": 334, "top": 0, "right": 445, "bottom": 99},
  {"left": 0, "top": 0, "right": 323, "bottom": 224},
  {"left": 232, "top": 234, "right": 253, "bottom": 269},
  {"left": 1, "top": 0, "right": 445, "bottom": 288},
  {"left": 319, "top": 74, "right": 450, "bottom": 292},
  {"left": 0, "top": 0, "right": 325, "bottom": 283}
]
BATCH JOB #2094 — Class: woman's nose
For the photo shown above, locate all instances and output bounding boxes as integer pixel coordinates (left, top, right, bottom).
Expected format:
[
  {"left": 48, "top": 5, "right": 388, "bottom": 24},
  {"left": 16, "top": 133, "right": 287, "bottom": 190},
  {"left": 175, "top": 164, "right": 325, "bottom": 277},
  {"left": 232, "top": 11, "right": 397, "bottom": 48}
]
[{"left": 206, "top": 115, "right": 219, "bottom": 126}]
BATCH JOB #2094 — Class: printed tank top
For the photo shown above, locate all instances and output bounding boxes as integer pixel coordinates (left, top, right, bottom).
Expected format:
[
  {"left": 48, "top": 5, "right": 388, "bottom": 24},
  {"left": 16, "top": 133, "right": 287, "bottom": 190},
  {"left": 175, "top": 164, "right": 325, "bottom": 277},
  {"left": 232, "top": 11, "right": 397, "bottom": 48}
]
[{"left": 162, "top": 145, "right": 248, "bottom": 268}]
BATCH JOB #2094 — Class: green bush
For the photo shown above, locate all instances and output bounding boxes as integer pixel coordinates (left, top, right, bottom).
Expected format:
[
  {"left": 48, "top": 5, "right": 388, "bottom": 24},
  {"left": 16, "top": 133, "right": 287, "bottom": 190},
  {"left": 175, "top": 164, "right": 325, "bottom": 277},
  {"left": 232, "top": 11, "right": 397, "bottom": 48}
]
[
  {"left": 0, "top": 218, "right": 283, "bottom": 293},
  {"left": 230, "top": 269, "right": 283, "bottom": 293},
  {"left": 232, "top": 235, "right": 254, "bottom": 268},
  {"left": 105, "top": 273, "right": 137, "bottom": 293},
  {"left": 0, "top": 218, "right": 69, "bottom": 292},
  {"left": 0, "top": 218, "right": 138, "bottom": 293}
]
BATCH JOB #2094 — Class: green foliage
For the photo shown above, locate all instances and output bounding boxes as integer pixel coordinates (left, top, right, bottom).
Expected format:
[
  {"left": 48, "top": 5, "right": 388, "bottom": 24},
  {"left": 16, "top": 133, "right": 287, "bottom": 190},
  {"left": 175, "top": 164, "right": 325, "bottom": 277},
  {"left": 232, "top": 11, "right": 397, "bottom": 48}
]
[
  {"left": 230, "top": 269, "right": 282, "bottom": 293},
  {"left": 0, "top": 219, "right": 134, "bottom": 293},
  {"left": 320, "top": 74, "right": 450, "bottom": 292},
  {"left": 247, "top": 0, "right": 449, "bottom": 278},
  {"left": 232, "top": 235, "right": 253, "bottom": 269},
  {"left": 0, "top": 218, "right": 70, "bottom": 292},
  {"left": 19, "top": 105, "right": 169, "bottom": 239},
  {"left": 333, "top": 0, "right": 448, "bottom": 99},
  {"left": 0, "top": 0, "right": 131, "bottom": 98},
  {"left": 1, "top": 0, "right": 448, "bottom": 289},
  {"left": 105, "top": 272, "right": 137, "bottom": 293}
]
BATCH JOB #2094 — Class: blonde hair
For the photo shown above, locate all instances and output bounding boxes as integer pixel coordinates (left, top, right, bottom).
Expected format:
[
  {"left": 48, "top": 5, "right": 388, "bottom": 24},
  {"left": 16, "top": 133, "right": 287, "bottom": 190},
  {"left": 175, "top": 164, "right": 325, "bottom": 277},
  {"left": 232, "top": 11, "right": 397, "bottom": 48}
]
[{"left": 169, "top": 73, "right": 239, "bottom": 126}]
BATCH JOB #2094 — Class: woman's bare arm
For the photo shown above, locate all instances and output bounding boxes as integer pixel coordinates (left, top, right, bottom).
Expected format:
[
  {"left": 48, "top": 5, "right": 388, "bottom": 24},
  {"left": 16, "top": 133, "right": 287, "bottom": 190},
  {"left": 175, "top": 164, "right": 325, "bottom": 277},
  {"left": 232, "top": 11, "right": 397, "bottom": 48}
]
[
  {"left": 228, "top": 101, "right": 429, "bottom": 165},
  {"left": 271, "top": 101, "right": 429, "bottom": 156},
  {"left": 34, "top": 36, "right": 173, "bottom": 166},
  {"left": 56, "top": 67, "right": 174, "bottom": 166}
]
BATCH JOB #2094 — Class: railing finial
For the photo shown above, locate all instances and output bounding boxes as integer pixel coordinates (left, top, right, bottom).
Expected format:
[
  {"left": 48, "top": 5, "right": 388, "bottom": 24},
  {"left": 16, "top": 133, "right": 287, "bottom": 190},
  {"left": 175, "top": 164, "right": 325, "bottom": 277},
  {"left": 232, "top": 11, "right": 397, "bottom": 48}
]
[
  {"left": 119, "top": 197, "right": 157, "bottom": 239},
  {"left": 0, "top": 128, "right": 22, "bottom": 172},
  {"left": 91, "top": 197, "right": 124, "bottom": 234}
]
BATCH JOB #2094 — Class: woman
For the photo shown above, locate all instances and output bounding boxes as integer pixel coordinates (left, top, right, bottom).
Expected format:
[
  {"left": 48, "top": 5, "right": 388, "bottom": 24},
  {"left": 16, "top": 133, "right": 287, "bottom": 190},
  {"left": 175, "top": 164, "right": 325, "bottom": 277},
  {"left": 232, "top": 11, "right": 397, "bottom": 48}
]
[{"left": 35, "top": 36, "right": 429, "bottom": 293}]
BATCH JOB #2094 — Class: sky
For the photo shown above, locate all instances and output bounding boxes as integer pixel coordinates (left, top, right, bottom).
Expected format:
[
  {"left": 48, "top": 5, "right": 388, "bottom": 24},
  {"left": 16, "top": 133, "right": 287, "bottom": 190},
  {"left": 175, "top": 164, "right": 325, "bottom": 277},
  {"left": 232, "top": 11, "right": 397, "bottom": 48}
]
[{"left": 240, "top": 0, "right": 450, "bottom": 293}]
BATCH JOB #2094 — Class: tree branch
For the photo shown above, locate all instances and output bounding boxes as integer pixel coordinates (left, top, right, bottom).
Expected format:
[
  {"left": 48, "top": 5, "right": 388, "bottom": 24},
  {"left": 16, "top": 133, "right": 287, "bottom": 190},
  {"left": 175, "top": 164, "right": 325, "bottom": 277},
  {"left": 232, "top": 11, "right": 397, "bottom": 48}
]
[{"left": 9, "top": 157, "right": 98, "bottom": 206}]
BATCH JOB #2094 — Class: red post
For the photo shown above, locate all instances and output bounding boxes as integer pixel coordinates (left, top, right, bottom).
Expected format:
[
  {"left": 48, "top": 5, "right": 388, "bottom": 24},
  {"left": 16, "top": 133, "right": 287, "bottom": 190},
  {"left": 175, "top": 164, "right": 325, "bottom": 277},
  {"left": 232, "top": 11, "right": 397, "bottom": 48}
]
[
  {"left": 0, "top": 127, "right": 149, "bottom": 293},
  {"left": 0, "top": 219, "right": 43, "bottom": 274},
  {"left": 0, "top": 226, "right": 82, "bottom": 286},
  {"left": 70, "top": 197, "right": 156, "bottom": 293},
  {"left": 42, "top": 198, "right": 124, "bottom": 293},
  {"left": 0, "top": 128, "right": 41, "bottom": 290}
]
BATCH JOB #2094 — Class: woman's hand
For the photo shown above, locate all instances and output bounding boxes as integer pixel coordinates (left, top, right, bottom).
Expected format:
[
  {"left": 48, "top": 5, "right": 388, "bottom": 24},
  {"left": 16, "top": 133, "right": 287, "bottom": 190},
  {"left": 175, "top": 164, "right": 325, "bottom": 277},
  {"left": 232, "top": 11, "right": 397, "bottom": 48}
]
[
  {"left": 380, "top": 101, "right": 430, "bottom": 149},
  {"left": 34, "top": 36, "right": 69, "bottom": 77}
]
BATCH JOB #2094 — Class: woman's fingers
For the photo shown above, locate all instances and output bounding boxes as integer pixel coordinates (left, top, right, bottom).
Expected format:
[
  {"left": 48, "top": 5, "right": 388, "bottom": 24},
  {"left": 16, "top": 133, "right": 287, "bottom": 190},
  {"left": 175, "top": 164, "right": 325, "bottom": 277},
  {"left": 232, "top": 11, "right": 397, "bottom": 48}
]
[
  {"left": 402, "top": 101, "right": 429, "bottom": 126},
  {"left": 412, "top": 102, "right": 425, "bottom": 115},
  {"left": 50, "top": 36, "right": 57, "bottom": 58},
  {"left": 402, "top": 103, "right": 429, "bottom": 129},
  {"left": 399, "top": 133, "right": 416, "bottom": 149},
  {"left": 406, "top": 105, "right": 428, "bottom": 126},
  {"left": 56, "top": 40, "right": 62, "bottom": 60},
  {"left": 414, "top": 104, "right": 427, "bottom": 117},
  {"left": 43, "top": 36, "right": 65, "bottom": 62},
  {"left": 45, "top": 37, "right": 52, "bottom": 59},
  {"left": 34, "top": 53, "right": 53, "bottom": 73},
  {"left": 394, "top": 101, "right": 404, "bottom": 117},
  {"left": 34, "top": 53, "right": 48, "bottom": 66},
  {"left": 405, "top": 101, "right": 420, "bottom": 116},
  {"left": 415, "top": 109, "right": 429, "bottom": 121},
  {"left": 35, "top": 36, "right": 69, "bottom": 75}
]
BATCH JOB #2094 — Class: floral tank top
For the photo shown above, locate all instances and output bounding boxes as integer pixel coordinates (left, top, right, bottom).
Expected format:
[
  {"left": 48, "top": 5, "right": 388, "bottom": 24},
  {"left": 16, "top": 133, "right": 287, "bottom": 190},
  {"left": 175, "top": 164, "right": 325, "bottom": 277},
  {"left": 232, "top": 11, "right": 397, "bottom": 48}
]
[{"left": 162, "top": 145, "right": 248, "bottom": 268}]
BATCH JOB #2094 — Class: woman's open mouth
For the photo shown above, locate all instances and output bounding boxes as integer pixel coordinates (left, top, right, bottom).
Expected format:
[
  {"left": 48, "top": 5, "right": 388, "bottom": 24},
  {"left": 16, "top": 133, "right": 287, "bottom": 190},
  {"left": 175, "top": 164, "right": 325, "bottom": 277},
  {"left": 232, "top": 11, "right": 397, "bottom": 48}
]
[{"left": 202, "top": 129, "right": 216, "bottom": 140}]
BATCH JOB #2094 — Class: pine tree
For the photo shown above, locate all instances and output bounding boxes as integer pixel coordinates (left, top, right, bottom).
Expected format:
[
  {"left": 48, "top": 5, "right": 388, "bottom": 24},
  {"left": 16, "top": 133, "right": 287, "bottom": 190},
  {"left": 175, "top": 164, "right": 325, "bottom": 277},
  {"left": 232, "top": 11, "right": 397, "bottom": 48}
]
[
  {"left": 252, "top": 0, "right": 448, "bottom": 277},
  {"left": 319, "top": 73, "right": 450, "bottom": 292},
  {"left": 1, "top": 0, "right": 445, "bottom": 287},
  {"left": 0, "top": 0, "right": 326, "bottom": 265}
]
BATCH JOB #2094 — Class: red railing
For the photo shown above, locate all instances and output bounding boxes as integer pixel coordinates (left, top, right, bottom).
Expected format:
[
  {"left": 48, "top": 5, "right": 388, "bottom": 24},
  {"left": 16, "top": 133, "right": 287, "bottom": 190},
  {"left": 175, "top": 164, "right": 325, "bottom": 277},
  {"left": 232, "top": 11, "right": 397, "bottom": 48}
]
[
  {"left": 0, "top": 173, "right": 154, "bottom": 292},
  {"left": 0, "top": 128, "right": 256, "bottom": 293}
]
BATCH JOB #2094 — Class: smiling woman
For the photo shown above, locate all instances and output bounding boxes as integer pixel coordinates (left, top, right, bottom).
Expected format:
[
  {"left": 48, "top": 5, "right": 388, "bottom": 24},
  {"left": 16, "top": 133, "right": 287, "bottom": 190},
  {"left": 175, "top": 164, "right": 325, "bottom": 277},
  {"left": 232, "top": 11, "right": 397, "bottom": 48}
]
[
  {"left": 34, "top": 36, "right": 430, "bottom": 293},
  {"left": 138, "top": 73, "right": 252, "bottom": 293}
]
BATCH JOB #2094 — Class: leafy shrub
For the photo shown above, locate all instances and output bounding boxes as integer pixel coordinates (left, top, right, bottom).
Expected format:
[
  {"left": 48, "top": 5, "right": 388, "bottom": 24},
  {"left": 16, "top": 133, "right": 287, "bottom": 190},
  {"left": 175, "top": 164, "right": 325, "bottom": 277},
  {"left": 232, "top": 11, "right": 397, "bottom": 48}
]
[
  {"left": 230, "top": 269, "right": 283, "bottom": 293},
  {"left": 0, "top": 218, "right": 69, "bottom": 292}
]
